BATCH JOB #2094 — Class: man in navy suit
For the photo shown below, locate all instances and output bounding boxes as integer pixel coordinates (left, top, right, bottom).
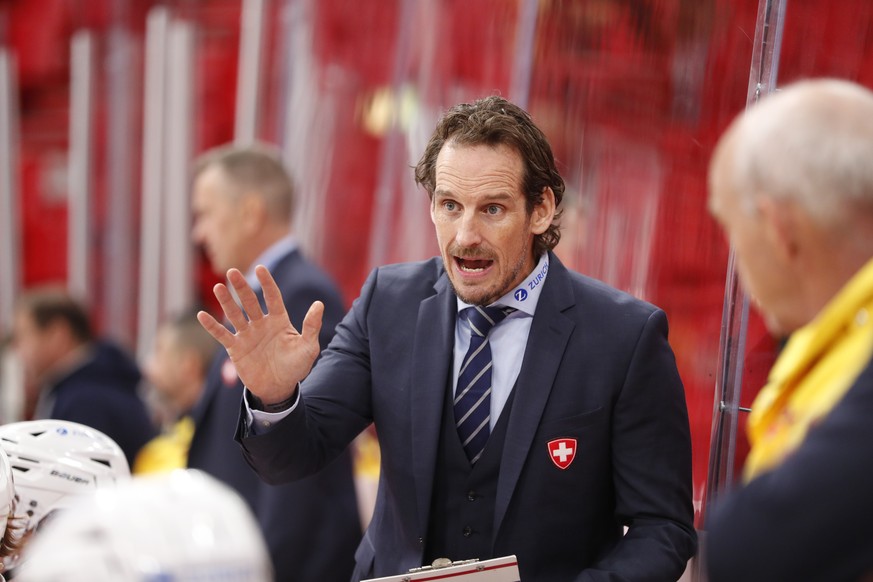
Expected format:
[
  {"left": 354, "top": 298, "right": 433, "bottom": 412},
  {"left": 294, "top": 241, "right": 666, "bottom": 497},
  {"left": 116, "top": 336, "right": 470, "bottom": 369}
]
[
  {"left": 188, "top": 143, "right": 360, "bottom": 581},
  {"left": 200, "top": 98, "right": 696, "bottom": 580}
]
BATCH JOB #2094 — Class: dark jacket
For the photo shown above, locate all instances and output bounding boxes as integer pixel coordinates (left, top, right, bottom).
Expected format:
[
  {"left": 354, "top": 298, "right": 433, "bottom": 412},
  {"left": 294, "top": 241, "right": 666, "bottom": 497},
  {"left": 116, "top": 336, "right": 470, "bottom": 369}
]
[
  {"left": 41, "top": 340, "right": 156, "bottom": 468},
  {"left": 706, "top": 358, "right": 873, "bottom": 582}
]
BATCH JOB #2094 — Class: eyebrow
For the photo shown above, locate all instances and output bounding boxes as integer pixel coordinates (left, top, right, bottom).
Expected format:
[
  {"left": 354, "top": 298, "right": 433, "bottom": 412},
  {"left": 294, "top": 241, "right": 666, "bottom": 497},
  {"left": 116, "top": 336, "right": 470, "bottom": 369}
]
[
  {"left": 433, "top": 189, "right": 516, "bottom": 203},
  {"left": 432, "top": 188, "right": 454, "bottom": 199}
]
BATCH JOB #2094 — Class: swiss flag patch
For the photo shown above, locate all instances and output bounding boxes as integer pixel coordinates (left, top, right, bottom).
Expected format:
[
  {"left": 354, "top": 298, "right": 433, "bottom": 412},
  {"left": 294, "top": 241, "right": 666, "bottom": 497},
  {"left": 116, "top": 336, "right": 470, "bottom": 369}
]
[{"left": 547, "top": 438, "right": 577, "bottom": 470}]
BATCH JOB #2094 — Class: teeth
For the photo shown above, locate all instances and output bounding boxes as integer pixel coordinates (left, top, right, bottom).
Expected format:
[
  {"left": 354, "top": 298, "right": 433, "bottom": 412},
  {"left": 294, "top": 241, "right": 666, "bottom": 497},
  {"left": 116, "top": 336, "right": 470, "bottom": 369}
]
[{"left": 458, "top": 260, "right": 489, "bottom": 273}]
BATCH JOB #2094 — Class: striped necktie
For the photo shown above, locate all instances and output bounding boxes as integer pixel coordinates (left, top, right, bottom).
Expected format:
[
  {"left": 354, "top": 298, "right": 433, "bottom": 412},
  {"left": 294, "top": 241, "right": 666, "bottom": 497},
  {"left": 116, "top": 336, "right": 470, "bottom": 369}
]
[{"left": 454, "top": 305, "right": 514, "bottom": 463}]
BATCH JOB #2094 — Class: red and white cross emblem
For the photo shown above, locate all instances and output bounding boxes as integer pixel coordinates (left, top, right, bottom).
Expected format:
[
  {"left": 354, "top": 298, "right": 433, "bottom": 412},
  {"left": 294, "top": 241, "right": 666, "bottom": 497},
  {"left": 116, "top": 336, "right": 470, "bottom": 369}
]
[{"left": 547, "top": 438, "right": 577, "bottom": 470}]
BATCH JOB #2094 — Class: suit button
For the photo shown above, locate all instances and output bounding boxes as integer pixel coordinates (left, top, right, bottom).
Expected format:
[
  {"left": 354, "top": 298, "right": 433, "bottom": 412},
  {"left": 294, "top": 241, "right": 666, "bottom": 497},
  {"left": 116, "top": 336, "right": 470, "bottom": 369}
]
[
  {"left": 462, "top": 526, "right": 472, "bottom": 537},
  {"left": 467, "top": 491, "right": 476, "bottom": 501}
]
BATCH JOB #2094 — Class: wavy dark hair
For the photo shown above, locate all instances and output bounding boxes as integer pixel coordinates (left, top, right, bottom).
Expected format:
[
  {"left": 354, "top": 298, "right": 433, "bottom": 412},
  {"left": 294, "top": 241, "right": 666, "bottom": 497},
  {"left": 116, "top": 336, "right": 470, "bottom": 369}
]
[{"left": 414, "top": 96, "right": 564, "bottom": 257}]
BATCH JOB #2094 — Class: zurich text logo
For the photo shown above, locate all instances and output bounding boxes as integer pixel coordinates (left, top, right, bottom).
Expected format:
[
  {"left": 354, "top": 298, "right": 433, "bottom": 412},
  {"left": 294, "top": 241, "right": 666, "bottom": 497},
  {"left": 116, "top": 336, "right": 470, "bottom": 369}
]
[{"left": 514, "top": 288, "right": 528, "bottom": 302}]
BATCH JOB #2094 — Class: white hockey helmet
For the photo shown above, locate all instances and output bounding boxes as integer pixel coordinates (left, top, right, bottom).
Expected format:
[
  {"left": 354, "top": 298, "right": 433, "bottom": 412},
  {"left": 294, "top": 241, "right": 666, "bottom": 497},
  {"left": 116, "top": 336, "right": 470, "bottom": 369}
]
[
  {"left": 0, "top": 419, "right": 130, "bottom": 536},
  {"left": 17, "top": 469, "right": 274, "bottom": 582}
]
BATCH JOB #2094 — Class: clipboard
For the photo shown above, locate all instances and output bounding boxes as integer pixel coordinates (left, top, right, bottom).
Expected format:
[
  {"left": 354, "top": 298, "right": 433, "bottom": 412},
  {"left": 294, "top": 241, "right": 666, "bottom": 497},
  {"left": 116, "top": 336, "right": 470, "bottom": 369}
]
[{"left": 362, "top": 555, "right": 520, "bottom": 582}]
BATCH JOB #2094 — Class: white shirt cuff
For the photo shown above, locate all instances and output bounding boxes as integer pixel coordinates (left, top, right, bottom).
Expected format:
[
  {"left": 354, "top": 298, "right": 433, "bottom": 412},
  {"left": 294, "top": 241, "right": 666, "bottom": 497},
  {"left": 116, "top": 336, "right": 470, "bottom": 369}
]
[{"left": 244, "top": 386, "right": 300, "bottom": 434}]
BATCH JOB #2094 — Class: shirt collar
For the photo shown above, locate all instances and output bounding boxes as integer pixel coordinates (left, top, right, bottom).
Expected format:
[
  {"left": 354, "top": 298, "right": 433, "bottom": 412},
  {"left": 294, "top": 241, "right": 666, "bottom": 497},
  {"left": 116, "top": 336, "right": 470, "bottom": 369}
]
[
  {"left": 456, "top": 252, "right": 550, "bottom": 317},
  {"left": 244, "top": 235, "right": 298, "bottom": 290}
]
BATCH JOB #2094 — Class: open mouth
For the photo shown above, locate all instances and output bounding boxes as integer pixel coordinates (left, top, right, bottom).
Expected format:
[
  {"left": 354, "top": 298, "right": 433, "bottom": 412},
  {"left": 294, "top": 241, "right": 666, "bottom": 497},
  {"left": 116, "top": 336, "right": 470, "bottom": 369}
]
[{"left": 455, "top": 257, "right": 493, "bottom": 272}]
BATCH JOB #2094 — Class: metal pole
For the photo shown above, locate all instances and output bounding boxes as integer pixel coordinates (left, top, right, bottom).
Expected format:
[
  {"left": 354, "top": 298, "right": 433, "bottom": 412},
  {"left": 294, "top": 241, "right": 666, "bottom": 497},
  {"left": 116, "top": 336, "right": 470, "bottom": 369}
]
[
  {"left": 137, "top": 6, "right": 169, "bottom": 361},
  {"left": 67, "top": 31, "right": 95, "bottom": 303},
  {"left": 0, "top": 46, "right": 22, "bottom": 422},
  {"left": 163, "top": 20, "right": 194, "bottom": 318},
  {"left": 103, "top": 10, "right": 136, "bottom": 346},
  {"left": 705, "top": 0, "right": 788, "bottom": 508},
  {"left": 366, "top": 0, "right": 417, "bottom": 270},
  {"left": 509, "top": 0, "right": 539, "bottom": 110},
  {"left": 0, "top": 47, "right": 21, "bottom": 332},
  {"left": 280, "top": 0, "right": 330, "bottom": 257},
  {"left": 235, "top": 0, "right": 267, "bottom": 144}
]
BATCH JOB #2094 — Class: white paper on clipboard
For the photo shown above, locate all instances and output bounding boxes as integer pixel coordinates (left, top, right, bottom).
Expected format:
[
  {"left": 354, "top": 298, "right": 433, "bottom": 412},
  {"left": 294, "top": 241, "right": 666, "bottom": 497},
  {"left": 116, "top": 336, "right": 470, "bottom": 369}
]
[{"left": 361, "top": 555, "right": 520, "bottom": 582}]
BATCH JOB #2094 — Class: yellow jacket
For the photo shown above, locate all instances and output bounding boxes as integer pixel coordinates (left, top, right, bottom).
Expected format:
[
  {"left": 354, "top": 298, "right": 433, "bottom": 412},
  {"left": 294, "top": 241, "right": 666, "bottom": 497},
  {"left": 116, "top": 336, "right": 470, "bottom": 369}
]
[{"left": 744, "top": 257, "right": 873, "bottom": 481}]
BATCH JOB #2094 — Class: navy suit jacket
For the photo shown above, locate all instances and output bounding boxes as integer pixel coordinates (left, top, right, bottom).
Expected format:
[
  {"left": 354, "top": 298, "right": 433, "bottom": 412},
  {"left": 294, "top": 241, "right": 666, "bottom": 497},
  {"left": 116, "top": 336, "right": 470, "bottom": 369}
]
[
  {"left": 189, "top": 249, "right": 360, "bottom": 582},
  {"left": 239, "top": 252, "right": 696, "bottom": 581},
  {"left": 706, "top": 357, "right": 873, "bottom": 581}
]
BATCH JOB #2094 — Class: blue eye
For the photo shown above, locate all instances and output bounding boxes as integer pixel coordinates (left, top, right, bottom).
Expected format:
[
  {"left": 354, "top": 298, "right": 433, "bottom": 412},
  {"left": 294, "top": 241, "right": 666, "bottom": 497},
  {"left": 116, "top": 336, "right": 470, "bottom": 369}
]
[{"left": 486, "top": 205, "right": 501, "bottom": 215}]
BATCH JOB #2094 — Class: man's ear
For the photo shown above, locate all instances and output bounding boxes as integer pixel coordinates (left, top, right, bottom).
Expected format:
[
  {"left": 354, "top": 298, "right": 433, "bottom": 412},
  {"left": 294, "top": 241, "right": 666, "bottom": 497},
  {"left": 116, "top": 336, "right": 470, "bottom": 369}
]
[
  {"left": 758, "top": 195, "right": 800, "bottom": 262},
  {"left": 239, "top": 192, "right": 267, "bottom": 232},
  {"left": 530, "top": 187, "right": 556, "bottom": 235}
]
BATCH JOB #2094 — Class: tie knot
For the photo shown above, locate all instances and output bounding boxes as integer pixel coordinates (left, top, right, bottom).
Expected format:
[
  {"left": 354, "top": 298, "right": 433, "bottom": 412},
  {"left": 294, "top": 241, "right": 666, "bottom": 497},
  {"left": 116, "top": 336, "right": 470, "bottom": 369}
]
[{"left": 465, "top": 305, "right": 514, "bottom": 338}]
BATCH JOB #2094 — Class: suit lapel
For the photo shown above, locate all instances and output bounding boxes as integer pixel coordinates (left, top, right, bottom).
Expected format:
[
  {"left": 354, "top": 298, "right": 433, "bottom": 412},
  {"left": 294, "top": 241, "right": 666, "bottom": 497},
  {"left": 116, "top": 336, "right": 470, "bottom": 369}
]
[
  {"left": 410, "top": 273, "right": 456, "bottom": 537},
  {"left": 189, "top": 350, "right": 227, "bottom": 431},
  {"left": 493, "top": 254, "right": 576, "bottom": 537}
]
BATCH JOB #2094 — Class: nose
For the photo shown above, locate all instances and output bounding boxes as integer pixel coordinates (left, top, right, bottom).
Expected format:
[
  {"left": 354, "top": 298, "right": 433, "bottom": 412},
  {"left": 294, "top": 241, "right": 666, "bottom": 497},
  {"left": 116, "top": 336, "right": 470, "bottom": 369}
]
[{"left": 454, "top": 210, "right": 483, "bottom": 248}]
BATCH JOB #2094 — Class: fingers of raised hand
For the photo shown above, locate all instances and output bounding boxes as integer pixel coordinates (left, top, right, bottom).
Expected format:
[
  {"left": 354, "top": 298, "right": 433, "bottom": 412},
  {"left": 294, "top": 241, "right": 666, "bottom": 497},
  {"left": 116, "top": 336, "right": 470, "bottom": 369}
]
[
  {"left": 256, "top": 265, "right": 288, "bottom": 319},
  {"left": 213, "top": 277, "right": 249, "bottom": 332},
  {"left": 197, "top": 310, "right": 234, "bottom": 347},
  {"left": 301, "top": 300, "right": 325, "bottom": 346},
  {"left": 228, "top": 268, "right": 266, "bottom": 322}
]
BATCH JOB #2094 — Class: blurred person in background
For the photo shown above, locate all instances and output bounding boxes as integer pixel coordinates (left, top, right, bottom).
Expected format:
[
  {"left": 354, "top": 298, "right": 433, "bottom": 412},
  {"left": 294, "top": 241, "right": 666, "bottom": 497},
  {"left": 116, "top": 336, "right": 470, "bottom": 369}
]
[
  {"left": 189, "top": 143, "right": 360, "bottom": 581},
  {"left": 201, "top": 96, "right": 696, "bottom": 580},
  {"left": 10, "top": 288, "right": 156, "bottom": 466},
  {"left": 705, "top": 78, "right": 873, "bottom": 581},
  {"left": 15, "top": 469, "right": 273, "bottom": 582},
  {"left": 0, "top": 419, "right": 130, "bottom": 577},
  {"left": 133, "top": 310, "right": 217, "bottom": 474}
]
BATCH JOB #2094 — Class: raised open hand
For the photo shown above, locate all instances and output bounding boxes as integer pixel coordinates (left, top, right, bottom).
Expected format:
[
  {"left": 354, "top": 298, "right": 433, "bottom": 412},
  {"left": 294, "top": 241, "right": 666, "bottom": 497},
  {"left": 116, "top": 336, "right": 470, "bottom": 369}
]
[{"left": 197, "top": 265, "right": 323, "bottom": 405}]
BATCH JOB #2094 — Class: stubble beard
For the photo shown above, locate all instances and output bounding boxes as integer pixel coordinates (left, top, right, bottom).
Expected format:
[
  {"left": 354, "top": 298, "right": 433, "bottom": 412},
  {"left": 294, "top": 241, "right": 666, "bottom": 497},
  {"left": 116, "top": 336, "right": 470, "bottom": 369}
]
[{"left": 445, "top": 244, "right": 530, "bottom": 306}]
